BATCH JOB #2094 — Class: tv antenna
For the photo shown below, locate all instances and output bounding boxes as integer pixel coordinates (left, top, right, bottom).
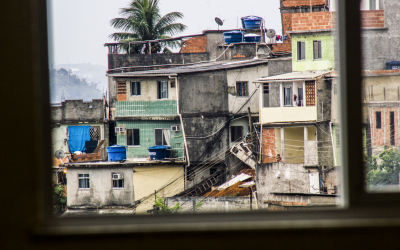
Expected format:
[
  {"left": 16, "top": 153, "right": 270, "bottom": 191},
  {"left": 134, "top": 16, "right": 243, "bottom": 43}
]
[
  {"left": 266, "top": 29, "right": 276, "bottom": 38},
  {"left": 55, "top": 150, "right": 65, "bottom": 159},
  {"left": 215, "top": 17, "right": 224, "bottom": 30}
]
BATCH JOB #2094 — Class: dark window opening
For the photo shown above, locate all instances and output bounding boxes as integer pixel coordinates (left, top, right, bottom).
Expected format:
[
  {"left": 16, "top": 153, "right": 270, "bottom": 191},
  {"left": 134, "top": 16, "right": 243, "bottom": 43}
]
[
  {"left": 297, "top": 87, "right": 303, "bottom": 106},
  {"left": 131, "top": 81, "right": 141, "bottom": 96},
  {"left": 170, "top": 81, "right": 176, "bottom": 88},
  {"left": 297, "top": 41, "right": 305, "bottom": 60},
  {"left": 126, "top": 128, "right": 140, "bottom": 146},
  {"left": 284, "top": 87, "right": 292, "bottom": 106},
  {"left": 236, "top": 82, "right": 248, "bottom": 96},
  {"left": 376, "top": 111, "right": 381, "bottom": 129},
  {"left": 263, "top": 83, "right": 269, "bottom": 107},
  {"left": 155, "top": 128, "right": 169, "bottom": 146},
  {"left": 313, "top": 40, "right": 322, "bottom": 59},
  {"left": 157, "top": 81, "right": 168, "bottom": 99},
  {"left": 390, "top": 112, "right": 395, "bottom": 146},
  {"left": 231, "top": 126, "right": 243, "bottom": 142}
]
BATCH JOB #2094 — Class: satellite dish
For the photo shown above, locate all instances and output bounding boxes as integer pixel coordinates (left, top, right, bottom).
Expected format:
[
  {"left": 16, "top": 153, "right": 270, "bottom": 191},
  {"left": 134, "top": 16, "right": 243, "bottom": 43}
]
[
  {"left": 55, "top": 150, "right": 65, "bottom": 159},
  {"left": 266, "top": 29, "right": 276, "bottom": 38},
  {"left": 215, "top": 17, "right": 224, "bottom": 30}
]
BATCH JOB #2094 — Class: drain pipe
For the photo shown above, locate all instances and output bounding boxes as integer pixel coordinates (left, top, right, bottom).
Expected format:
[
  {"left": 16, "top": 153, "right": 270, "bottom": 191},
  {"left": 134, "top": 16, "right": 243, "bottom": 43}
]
[
  {"left": 169, "top": 76, "right": 190, "bottom": 167},
  {"left": 329, "top": 121, "right": 337, "bottom": 166}
]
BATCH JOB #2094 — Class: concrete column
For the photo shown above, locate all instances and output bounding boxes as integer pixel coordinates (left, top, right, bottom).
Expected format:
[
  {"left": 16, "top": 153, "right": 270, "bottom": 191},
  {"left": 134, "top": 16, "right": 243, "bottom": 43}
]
[{"left": 281, "top": 127, "right": 285, "bottom": 162}]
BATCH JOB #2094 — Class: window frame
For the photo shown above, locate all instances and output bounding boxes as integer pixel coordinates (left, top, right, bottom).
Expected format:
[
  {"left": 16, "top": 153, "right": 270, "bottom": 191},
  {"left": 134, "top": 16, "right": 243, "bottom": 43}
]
[
  {"left": 111, "top": 172, "right": 124, "bottom": 189},
  {"left": 313, "top": 40, "right": 322, "bottom": 60},
  {"left": 33, "top": 0, "right": 400, "bottom": 237},
  {"left": 297, "top": 41, "right": 305, "bottom": 61},
  {"left": 236, "top": 81, "right": 248, "bottom": 97},
  {"left": 130, "top": 81, "right": 141, "bottom": 96},
  {"left": 157, "top": 81, "right": 169, "bottom": 99},
  {"left": 126, "top": 128, "right": 140, "bottom": 147},
  {"left": 154, "top": 128, "right": 170, "bottom": 146},
  {"left": 284, "top": 87, "right": 292, "bottom": 106},
  {"left": 78, "top": 174, "right": 90, "bottom": 189},
  {"left": 375, "top": 111, "right": 381, "bottom": 129}
]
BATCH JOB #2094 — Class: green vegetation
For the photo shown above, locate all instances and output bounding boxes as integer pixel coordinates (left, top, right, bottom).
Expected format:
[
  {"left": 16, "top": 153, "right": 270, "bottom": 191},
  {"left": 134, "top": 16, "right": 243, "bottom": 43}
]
[
  {"left": 49, "top": 68, "right": 102, "bottom": 103},
  {"left": 109, "top": 0, "right": 186, "bottom": 54},
  {"left": 366, "top": 147, "right": 400, "bottom": 190},
  {"left": 53, "top": 185, "right": 67, "bottom": 215},
  {"left": 154, "top": 196, "right": 182, "bottom": 214}
]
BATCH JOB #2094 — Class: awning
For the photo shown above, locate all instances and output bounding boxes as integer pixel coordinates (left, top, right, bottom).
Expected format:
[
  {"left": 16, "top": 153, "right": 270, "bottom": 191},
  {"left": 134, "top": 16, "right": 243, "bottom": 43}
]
[{"left": 253, "top": 70, "right": 332, "bottom": 83}]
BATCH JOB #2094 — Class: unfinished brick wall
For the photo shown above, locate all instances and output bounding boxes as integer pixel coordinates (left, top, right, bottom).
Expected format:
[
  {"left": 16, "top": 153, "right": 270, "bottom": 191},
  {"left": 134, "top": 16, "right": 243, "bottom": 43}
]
[
  {"left": 292, "top": 12, "right": 333, "bottom": 31},
  {"left": 262, "top": 128, "right": 277, "bottom": 163},
  {"left": 361, "top": 10, "right": 385, "bottom": 28},
  {"left": 117, "top": 81, "right": 127, "bottom": 101},
  {"left": 180, "top": 36, "right": 207, "bottom": 53},
  {"left": 281, "top": 0, "right": 327, "bottom": 8},
  {"left": 370, "top": 107, "right": 399, "bottom": 148}
]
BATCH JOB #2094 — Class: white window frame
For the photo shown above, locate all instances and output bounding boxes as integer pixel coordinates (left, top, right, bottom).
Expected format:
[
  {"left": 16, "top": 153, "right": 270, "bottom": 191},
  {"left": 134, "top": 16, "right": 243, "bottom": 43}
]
[
  {"left": 111, "top": 172, "right": 124, "bottom": 189},
  {"left": 78, "top": 174, "right": 90, "bottom": 189},
  {"left": 157, "top": 81, "right": 169, "bottom": 99},
  {"left": 154, "top": 128, "right": 170, "bottom": 146},
  {"left": 32, "top": 0, "right": 400, "bottom": 238}
]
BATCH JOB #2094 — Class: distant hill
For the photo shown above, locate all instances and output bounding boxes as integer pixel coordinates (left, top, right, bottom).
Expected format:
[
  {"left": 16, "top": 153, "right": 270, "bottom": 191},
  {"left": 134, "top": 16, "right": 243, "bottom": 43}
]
[{"left": 50, "top": 68, "right": 103, "bottom": 103}]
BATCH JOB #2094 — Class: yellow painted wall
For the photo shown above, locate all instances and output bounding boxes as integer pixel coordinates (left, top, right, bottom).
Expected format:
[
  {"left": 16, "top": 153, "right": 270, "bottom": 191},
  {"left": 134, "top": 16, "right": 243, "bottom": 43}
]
[
  {"left": 308, "top": 126, "right": 317, "bottom": 141},
  {"left": 261, "top": 107, "right": 317, "bottom": 123},
  {"left": 133, "top": 165, "right": 184, "bottom": 201},
  {"left": 284, "top": 127, "right": 304, "bottom": 164}
]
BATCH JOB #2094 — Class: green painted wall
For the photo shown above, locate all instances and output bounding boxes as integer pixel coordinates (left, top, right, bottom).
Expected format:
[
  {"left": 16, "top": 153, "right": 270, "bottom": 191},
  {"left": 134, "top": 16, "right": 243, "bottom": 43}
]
[
  {"left": 116, "top": 120, "right": 184, "bottom": 159},
  {"left": 292, "top": 33, "right": 335, "bottom": 72},
  {"left": 116, "top": 100, "right": 177, "bottom": 117}
]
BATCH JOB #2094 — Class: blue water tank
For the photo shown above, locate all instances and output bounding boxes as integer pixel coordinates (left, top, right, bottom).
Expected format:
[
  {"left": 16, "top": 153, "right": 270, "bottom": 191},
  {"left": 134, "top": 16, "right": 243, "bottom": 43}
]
[
  {"left": 148, "top": 145, "right": 171, "bottom": 160},
  {"left": 106, "top": 145, "right": 127, "bottom": 161},
  {"left": 244, "top": 33, "right": 261, "bottom": 43},
  {"left": 386, "top": 61, "right": 400, "bottom": 70},
  {"left": 223, "top": 31, "right": 245, "bottom": 44},
  {"left": 241, "top": 16, "right": 263, "bottom": 29}
]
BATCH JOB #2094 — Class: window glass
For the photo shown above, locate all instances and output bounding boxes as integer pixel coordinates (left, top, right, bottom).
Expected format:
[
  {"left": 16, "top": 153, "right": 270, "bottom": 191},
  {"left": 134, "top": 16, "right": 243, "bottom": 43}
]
[
  {"left": 284, "top": 87, "right": 292, "bottom": 106},
  {"left": 154, "top": 128, "right": 169, "bottom": 145},
  {"left": 126, "top": 128, "right": 140, "bottom": 146},
  {"left": 313, "top": 41, "right": 321, "bottom": 59},
  {"left": 230, "top": 126, "right": 243, "bottom": 142},
  {"left": 158, "top": 81, "right": 168, "bottom": 99},
  {"left": 298, "top": 41, "right": 305, "bottom": 60},
  {"left": 131, "top": 81, "right": 141, "bottom": 96},
  {"left": 112, "top": 173, "right": 124, "bottom": 188},
  {"left": 78, "top": 174, "right": 90, "bottom": 189}
]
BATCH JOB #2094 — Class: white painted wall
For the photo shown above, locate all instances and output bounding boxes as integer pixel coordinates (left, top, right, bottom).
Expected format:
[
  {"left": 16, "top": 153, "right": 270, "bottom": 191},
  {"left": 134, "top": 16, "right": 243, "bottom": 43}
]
[{"left": 118, "top": 78, "right": 177, "bottom": 101}]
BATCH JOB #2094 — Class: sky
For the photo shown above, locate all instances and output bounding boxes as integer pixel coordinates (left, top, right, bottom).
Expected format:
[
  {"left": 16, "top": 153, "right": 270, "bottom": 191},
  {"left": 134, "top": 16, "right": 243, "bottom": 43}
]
[{"left": 49, "top": 0, "right": 281, "bottom": 67}]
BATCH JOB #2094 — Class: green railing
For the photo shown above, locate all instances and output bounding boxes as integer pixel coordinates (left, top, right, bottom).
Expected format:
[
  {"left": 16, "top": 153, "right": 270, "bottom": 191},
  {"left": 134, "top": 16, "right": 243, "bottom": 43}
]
[{"left": 116, "top": 100, "right": 177, "bottom": 117}]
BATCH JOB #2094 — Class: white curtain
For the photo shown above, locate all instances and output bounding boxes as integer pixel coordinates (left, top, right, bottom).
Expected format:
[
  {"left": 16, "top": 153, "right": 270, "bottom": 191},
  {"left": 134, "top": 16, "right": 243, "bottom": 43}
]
[{"left": 163, "top": 128, "right": 170, "bottom": 145}]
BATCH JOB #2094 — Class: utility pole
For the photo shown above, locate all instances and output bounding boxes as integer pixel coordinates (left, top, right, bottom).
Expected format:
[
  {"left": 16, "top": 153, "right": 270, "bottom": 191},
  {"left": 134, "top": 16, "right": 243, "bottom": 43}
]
[{"left": 248, "top": 107, "right": 254, "bottom": 151}]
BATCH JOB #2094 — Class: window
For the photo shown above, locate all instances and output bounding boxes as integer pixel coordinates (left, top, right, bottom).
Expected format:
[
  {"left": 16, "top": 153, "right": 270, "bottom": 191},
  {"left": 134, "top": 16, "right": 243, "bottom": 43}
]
[
  {"left": 90, "top": 126, "right": 100, "bottom": 140},
  {"left": 297, "top": 41, "right": 305, "bottom": 60},
  {"left": 155, "top": 128, "right": 170, "bottom": 145},
  {"left": 157, "top": 81, "right": 168, "bottom": 99},
  {"left": 236, "top": 82, "right": 248, "bottom": 96},
  {"left": 313, "top": 40, "right": 322, "bottom": 59},
  {"left": 78, "top": 174, "right": 90, "bottom": 189},
  {"left": 369, "top": 0, "right": 376, "bottom": 10},
  {"left": 131, "top": 81, "right": 141, "bottom": 96},
  {"left": 297, "top": 87, "right": 303, "bottom": 106},
  {"left": 230, "top": 126, "right": 243, "bottom": 142},
  {"left": 170, "top": 81, "right": 176, "bottom": 88},
  {"left": 284, "top": 87, "right": 292, "bottom": 106},
  {"left": 263, "top": 83, "right": 269, "bottom": 107},
  {"left": 126, "top": 128, "right": 140, "bottom": 146},
  {"left": 376, "top": 111, "right": 381, "bottom": 129},
  {"left": 112, "top": 173, "right": 124, "bottom": 188}
]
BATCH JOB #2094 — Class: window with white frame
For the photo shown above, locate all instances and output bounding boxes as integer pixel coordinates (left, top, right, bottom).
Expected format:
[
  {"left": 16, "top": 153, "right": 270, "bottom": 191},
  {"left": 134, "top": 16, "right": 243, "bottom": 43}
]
[
  {"left": 313, "top": 40, "right": 322, "bottom": 59},
  {"left": 112, "top": 173, "right": 124, "bottom": 188},
  {"left": 78, "top": 174, "right": 90, "bottom": 189},
  {"left": 131, "top": 81, "right": 141, "bottom": 96},
  {"left": 369, "top": 0, "right": 376, "bottom": 10},
  {"left": 297, "top": 41, "right": 305, "bottom": 60},
  {"left": 155, "top": 128, "right": 170, "bottom": 146},
  {"left": 284, "top": 87, "right": 292, "bottom": 106},
  {"left": 126, "top": 128, "right": 139, "bottom": 146},
  {"left": 157, "top": 81, "right": 168, "bottom": 99}
]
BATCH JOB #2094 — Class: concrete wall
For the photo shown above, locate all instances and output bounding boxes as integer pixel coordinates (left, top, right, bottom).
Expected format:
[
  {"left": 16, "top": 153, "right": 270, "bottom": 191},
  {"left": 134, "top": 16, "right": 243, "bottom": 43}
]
[
  {"left": 317, "top": 79, "right": 332, "bottom": 121},
  {"left": 165, "top": 196, "right": 256, "bottom": 213},
  {"left": 316, "top": 121, "right": 334, "bottom": 168},
  {"left": 362, "top": 0, "right": 400, "bottom": 70},
  {"left": 133, "top": 165, "right": 184, "bottom": 201},
  {"left": 107, "top": 53, "right": 208, "bottom": 70},
  {"left": 205, "top": 32, "right": 225, "bottom": 61},
  {"left": 268, "top": 83, "right": 281, "bottom": 107},
  {"left": 267, "top": 58, "right": 292, "bottom": 77},
  {"left": 292, "top": 32, "right": 335, "bottom": 72},
  {"left": 66, "top": 167, "right": 134, "bottom": 207},
  {"left": 51, "top": 99, "right": 104, "bottom": 123},
  {"left": 229, "top": 117, "right": 250, "bottom": 147},
  {"left": 363, "top": 75, "right": 400, "bottom": 103},
  {"left": 227, "top": 65, "right": 268, "bottom": 115}
]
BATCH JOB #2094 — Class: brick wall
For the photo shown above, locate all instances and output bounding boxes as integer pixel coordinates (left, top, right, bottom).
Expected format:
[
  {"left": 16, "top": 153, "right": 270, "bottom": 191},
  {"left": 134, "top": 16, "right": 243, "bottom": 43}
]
[
  {"left": 281, "top": 0, "right": 326, "bottom": 8},
  {"left": 180, "top": 36, "right": 207, "bottom": 53},
  {"left": 370, "top": 107, "right": 399, "bottom": 147},
  {"left": 361, "top": 10, "right": 385, "bottom": 28},
  {"left": 292, "top": 12, "right": 333, "bottom": 31},
  {"left": 362, "top": 69, "right": 400, "bottom": 75},
  {"left": 262, "top": 128, "right": 277, "bottom": 163}
]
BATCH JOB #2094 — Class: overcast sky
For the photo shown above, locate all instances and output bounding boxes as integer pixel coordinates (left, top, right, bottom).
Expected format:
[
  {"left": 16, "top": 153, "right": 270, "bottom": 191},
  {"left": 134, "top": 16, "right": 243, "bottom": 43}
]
[{"left": 48, "top": 0, "right": 281, "bottom": 67}]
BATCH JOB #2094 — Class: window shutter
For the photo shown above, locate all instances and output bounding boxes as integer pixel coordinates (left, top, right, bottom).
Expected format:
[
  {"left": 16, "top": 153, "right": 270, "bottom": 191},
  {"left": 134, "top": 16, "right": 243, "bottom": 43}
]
[{"left": 301, "top": 42, "right": 305, "bottom": 60}]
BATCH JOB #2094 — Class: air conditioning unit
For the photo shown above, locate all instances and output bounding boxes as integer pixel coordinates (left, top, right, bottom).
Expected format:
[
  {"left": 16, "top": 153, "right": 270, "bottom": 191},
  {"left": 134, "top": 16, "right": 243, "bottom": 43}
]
[
  {"left": 112, "top": 173, "right": 124, "bottom": 179},
  {"left": 171, "top": 125, "right": 180, "bottom": 132},
  {"left": 115, "top": 127, "right": 125, "bottom": 133}
]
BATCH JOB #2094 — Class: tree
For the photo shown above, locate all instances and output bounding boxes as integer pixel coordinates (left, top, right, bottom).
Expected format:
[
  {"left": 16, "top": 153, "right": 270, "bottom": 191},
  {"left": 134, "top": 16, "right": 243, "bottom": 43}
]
[
  {"left": 109, "top": 0, "right": 186, "bottom": 54},
  {"left": 53, "top": 185, "right": 67, "bottom": 214},
  {"left": 366, "top": 147, "right": 400, "bottom": 190},
  {"left": 154, "top": 196, "right": 182, "bottom": 214}
]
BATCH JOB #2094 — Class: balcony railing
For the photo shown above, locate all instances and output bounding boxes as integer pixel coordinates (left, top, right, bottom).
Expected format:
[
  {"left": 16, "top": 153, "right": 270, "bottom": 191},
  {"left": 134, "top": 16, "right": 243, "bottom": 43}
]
[{"left": 261, "top": 106, "right": 317, "bottom": 123}]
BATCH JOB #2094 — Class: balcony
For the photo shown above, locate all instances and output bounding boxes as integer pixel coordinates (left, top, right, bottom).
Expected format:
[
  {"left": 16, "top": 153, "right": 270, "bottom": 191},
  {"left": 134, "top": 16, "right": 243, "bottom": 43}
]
[
  {"left": 116, "top": 100, "right": 178, "bottom": 117},
  {"left": 260, "top": 106, "right": 317, "bottom": 124}
]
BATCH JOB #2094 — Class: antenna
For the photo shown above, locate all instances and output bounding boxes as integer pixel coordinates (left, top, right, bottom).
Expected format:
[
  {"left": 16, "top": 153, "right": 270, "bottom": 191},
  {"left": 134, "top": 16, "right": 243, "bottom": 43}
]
[
  {"left": 215, "top": 17, "right": 224, "bottom": 30},
  {"left": 266, "top": 29, "right": 276, "bottom": 38},
  {"left": 55, "top": 150, "right": 65, "bottom": 159}
]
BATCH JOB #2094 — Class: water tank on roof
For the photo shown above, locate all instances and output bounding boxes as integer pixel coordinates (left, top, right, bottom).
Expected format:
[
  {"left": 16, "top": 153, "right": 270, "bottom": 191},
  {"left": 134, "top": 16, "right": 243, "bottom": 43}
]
[
  {"left": 241, "top": 16, "right": 263, "bottom": 29},
  {"left": 223, "top": 31, "right": 245, "bottom": 44},
  {"left": 244, "top": 33, "right": 261, "bottom": 43},
  {"left": 386, "top": 61, "right": 400, "bottom": 70},
  {"left": 148, "top": 145, "right": 171, "bottom": 160},
  {"left": 106, "top": 145, "right": 127, "bottom": 161}
]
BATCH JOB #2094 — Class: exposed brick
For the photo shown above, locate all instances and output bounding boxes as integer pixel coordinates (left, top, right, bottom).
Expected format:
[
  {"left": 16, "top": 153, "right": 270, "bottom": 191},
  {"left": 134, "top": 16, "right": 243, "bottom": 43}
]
[
  {"left": 117, "top": 94, "right": 126, "bottom": 101},
  {"left": 180, "top": 36, "right": 207, "bottom": 53}
]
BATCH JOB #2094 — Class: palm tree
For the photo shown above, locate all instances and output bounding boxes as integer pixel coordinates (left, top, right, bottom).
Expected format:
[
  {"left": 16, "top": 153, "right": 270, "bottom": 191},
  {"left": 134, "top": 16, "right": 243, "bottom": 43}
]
[{"left": 109, "top": 0, "right": 186, "bottom": 54}]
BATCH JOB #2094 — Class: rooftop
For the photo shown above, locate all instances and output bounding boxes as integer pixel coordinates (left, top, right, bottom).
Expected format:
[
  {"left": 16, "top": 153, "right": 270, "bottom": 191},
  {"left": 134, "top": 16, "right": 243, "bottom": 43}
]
[{"left": 254, "top": 70, "right": 332, "bottom": 83}]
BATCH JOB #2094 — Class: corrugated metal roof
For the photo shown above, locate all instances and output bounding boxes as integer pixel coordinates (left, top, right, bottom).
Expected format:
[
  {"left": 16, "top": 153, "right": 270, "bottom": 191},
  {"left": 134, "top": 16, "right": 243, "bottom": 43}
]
[
  {"left": 254, "top": 70, "right": 332, "bottom": 83},
  {"left": 216, "top": 173, "right": 252, "bottom": 190},
  {"left": 108, "top": 59, "right": 270, "bottom": 77}
]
